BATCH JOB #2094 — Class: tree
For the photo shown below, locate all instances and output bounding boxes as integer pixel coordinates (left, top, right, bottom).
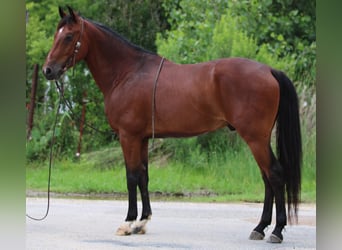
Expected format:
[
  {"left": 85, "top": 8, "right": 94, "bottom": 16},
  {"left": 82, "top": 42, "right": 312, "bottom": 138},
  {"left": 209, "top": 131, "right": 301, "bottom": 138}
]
[
  {"left": 156, "top": 0, "right": 315, "bottom": 85},
  {"left": 228, "top": 0, "right": 316, "bottom": 86},
  {"left": 95, "top": 0, "right": 168, "bottom": 52},
  {"left": 156, "top": 0, "right": 229, "bottom": 63}
]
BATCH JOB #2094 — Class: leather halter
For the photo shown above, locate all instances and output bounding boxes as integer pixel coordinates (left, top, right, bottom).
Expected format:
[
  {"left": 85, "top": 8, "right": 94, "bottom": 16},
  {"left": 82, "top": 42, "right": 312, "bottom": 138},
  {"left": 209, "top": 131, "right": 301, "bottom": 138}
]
[{"left": 63, "top": 17, "right": 84, "bottom": 76}]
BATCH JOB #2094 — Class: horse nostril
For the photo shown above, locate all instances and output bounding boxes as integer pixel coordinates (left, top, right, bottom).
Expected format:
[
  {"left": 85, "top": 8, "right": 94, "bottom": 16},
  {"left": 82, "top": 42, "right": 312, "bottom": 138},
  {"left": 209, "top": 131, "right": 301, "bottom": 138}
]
[
  {"left": 43, "top": 67, "right": 54, "bottom": 79},
  {"left": 43, "top": 66, "right": 56, "bottom": 80},
  {"left": 44, "top": 67, "right": 52, "bottom": 76}
]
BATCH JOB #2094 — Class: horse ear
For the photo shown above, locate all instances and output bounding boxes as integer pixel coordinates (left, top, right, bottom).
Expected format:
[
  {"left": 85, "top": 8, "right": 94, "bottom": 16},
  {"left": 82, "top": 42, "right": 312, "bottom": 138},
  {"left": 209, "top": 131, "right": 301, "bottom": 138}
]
[
  {"left": 67, "top": 5, "right": 77, "bottom": 23},
  {"left": 58, "top": 6, "right": 66, "bottom": 19}
]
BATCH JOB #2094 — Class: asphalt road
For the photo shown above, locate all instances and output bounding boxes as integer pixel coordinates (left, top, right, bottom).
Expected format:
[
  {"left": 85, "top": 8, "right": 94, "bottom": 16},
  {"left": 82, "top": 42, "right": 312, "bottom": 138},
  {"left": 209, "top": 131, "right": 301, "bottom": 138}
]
[{"left": 26, "top": 198, "right": 316, "bottom": 249}]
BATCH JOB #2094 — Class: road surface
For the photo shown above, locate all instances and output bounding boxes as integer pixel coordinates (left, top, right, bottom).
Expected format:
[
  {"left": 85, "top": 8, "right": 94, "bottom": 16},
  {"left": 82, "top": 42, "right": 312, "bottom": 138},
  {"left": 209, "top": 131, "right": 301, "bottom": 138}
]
[{"left": 26, "top": 198, "right": 316, "bottom": 249}]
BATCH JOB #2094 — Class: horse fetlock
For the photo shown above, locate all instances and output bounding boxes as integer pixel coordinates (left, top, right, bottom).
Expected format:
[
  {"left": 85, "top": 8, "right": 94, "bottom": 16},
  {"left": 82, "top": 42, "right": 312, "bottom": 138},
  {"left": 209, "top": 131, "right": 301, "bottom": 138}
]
[
  {"left": 131, "top": 219, "right": 148, "bottom": 234},
  {"left": 141, "top": 213, "right": 152, "bottom": 221}
]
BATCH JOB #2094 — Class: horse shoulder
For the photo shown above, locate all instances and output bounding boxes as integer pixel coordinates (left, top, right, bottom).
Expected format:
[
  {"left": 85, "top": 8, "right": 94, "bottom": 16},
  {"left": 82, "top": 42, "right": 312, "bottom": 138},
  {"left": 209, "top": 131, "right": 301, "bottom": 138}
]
[{"left": 104, "top": 77, "right": 152, "bottom": 135}]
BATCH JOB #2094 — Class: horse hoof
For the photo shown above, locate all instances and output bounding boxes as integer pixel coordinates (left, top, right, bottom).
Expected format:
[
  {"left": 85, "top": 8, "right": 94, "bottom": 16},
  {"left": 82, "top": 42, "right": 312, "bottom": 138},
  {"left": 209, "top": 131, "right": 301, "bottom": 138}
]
[
  {"left": 116, "top": 221, "right": 133, "bottom": 236},
  {"left": 267, "top": 233, "right": 283, "bottom": 243},
  {"left": 249, "top": 230, "right": 265, "bottom": 240},
  {"left": 132, "top": 219, "right": 148, "bottom": 234}
]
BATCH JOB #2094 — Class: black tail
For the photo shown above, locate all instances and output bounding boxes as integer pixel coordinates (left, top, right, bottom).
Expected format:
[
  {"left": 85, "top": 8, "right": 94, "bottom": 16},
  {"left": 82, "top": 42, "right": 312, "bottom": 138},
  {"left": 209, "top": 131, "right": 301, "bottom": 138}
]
[{"left": 271, "top": 69, "right": 302, "bottom": 223}]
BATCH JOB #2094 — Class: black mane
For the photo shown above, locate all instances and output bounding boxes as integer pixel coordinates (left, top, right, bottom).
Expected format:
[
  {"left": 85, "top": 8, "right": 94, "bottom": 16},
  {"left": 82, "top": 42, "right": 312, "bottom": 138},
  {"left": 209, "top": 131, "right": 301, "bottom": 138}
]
[{"left": 86, "top": 18, "right": 156, "bottom": 55}]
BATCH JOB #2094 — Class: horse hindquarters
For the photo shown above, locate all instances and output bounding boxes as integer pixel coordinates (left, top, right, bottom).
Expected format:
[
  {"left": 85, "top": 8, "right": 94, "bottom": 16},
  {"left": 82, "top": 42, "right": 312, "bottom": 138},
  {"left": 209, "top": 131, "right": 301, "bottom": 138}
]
[
  {"left": 216, "top": 62, "right": 291, "bottom": 243},
  {"left": 247, "top": 69, "right": 302, "bottom": 243}
]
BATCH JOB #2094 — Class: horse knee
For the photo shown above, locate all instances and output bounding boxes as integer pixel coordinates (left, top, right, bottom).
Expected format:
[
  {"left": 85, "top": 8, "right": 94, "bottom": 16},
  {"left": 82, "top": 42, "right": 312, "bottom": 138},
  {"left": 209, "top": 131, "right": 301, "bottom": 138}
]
[{"left": 126, "top": 171, "right": 139, "bottom": 190}]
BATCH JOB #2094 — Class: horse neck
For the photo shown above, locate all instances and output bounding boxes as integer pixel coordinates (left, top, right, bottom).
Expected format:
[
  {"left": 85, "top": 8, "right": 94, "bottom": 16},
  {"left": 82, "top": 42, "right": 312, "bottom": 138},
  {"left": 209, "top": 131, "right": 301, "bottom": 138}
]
[{"left": 83, "top": 21, "right": 147, "bottom": 95}]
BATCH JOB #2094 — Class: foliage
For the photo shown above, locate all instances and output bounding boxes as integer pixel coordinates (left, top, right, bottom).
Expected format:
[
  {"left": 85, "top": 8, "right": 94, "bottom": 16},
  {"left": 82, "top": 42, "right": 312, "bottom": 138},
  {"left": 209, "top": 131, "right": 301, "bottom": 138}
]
[
  {"left": 26, "top": 97, "right": 79, "bottom": 161},
  {"left": 209, "top": 11, "right": 295, "bottom": 76},
  {"left": 26, "top": 137, "right": 316, "bottom": 202},
  {"left": 97, "top": 0, "right": 169, "bottom": 52},
  {"left": 228, "top": 0, "right": 316, "bottom": 86},
  {"left": 156, "top": 0, "right": 228, "bottom": 63},
  {"left": 156, "top": 0, "right": 315, "bottom": 83}
]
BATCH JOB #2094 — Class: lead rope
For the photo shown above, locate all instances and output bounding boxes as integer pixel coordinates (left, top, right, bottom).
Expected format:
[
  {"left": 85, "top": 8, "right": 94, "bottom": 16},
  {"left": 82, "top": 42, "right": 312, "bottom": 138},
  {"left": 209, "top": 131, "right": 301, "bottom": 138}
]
[
  {"left": 26, "top": 81, "right": 62, "bottom": 221},
  {"left": 150, "top": 57, "right": 165, "bottom": 151}
]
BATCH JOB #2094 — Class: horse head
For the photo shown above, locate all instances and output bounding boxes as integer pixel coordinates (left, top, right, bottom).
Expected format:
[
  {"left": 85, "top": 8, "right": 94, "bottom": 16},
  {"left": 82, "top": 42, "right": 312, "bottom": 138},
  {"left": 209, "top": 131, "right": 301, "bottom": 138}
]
[{"left": 43, "top": 6, "right": 86, "bottom": 80}]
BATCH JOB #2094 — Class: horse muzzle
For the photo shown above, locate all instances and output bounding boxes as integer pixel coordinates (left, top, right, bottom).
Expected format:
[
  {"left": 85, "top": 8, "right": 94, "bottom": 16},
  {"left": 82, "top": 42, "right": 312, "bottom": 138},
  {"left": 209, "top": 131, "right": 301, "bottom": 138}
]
[
  {"left": 43, "top": 61, "right": 67, "bottom": 80},
  {"left": 42, "top": 63, "right": 64, "bottom": 80}
]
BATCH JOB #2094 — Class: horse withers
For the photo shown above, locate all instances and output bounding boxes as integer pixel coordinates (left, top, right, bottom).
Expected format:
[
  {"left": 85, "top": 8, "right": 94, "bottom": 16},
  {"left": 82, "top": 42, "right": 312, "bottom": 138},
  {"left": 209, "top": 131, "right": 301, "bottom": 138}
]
[{"left": 43, "top": 6, "right": 302, "bottom": 243}]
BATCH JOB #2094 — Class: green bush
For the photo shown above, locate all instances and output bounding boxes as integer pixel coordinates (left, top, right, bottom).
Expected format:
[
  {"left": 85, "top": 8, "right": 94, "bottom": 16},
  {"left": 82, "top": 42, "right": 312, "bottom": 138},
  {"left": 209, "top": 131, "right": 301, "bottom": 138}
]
[
  {"left": 156, "top": 0, "right": 228, "bottom": 63},
  {"left": 26, "top": 100, "right": 78, "bottom": 162},
  {"left": 209, "top": 12, "right": 295, "bottom": 77}
]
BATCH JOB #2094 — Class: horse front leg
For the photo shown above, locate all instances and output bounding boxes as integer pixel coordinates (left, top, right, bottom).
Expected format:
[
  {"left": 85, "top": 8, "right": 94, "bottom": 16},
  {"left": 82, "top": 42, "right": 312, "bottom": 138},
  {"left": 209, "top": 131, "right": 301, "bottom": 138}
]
[
  {"left": 115, "top": 134, "right": 141, "bottom": 235},
  {"left": 115, "top": 135, "right": 151, "bottom": 236},
  {"left": 131, "top": 139, "right": 152, "bottom": 234},
  {"left": 115, "top": 167, "right": 139, "bottom": 236}
]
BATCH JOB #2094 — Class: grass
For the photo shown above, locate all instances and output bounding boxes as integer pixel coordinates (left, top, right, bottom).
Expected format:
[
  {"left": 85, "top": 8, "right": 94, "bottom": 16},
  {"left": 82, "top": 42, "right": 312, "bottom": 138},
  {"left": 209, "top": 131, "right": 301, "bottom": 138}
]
[{"left": 26, "top": 132, "right": 316, "bottom": 203}]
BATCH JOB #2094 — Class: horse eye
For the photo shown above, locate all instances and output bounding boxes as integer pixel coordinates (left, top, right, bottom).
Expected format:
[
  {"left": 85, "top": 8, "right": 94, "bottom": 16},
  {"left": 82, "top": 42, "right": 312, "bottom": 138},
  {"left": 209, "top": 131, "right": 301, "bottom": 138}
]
[{"left": 65, "top": 34, "right": 73, "bottom": 42}]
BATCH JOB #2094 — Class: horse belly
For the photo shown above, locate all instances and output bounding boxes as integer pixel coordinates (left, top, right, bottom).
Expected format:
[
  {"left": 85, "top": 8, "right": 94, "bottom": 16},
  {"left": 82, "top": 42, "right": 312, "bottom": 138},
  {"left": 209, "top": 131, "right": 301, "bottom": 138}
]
[
  {"left": 157, "top": 113, "right": 226, "bottom": 138},
  {"left": 156, "top": 88, "right": 226, "bottom": 137}
]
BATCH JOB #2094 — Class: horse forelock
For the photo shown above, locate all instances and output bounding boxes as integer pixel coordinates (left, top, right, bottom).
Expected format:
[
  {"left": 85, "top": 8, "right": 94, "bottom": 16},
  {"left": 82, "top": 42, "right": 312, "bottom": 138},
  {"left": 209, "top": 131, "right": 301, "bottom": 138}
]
[{"left": 57, "top": 15, "right": 78, "bottom": 30}]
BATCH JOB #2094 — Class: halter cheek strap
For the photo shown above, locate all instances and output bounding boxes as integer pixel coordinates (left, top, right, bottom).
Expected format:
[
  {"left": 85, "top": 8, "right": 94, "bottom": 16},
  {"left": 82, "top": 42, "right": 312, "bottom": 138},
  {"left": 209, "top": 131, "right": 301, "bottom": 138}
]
[
  {"left": 71, "top": 18, "right": 84, "bottom": 76},
  {"left": 74, "top": 18, "right": 84, "bottom": 54}
]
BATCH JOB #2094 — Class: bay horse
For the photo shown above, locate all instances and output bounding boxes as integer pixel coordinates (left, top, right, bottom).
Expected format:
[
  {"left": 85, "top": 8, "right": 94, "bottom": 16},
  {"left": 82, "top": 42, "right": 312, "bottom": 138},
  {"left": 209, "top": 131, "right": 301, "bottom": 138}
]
[{"left": 43, "top": 6, "right": 302, "bottom": 243}]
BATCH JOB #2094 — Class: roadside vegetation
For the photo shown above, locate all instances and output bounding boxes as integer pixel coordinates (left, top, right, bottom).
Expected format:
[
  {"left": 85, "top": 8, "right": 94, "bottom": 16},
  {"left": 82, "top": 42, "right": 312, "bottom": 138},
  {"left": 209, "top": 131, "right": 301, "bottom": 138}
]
[
  {"left": 26, "top": 0, "right": 315, "bottom": 202},
  {"left": 27, "top": 116, "right": 316, "bottom": 202}
]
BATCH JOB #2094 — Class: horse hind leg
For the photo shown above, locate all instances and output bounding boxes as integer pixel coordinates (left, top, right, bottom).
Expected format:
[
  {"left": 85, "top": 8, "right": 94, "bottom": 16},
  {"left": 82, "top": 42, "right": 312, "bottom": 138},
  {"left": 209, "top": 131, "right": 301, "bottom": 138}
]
[
  {"left": 244, "top": 138, "right": 286, "bottom": 243},
  {"left": 249, "top": 170, "right": 274, "bottom": 240},
  {"left": 267, "top": 151, "right": 287, "bottom": 243}
]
